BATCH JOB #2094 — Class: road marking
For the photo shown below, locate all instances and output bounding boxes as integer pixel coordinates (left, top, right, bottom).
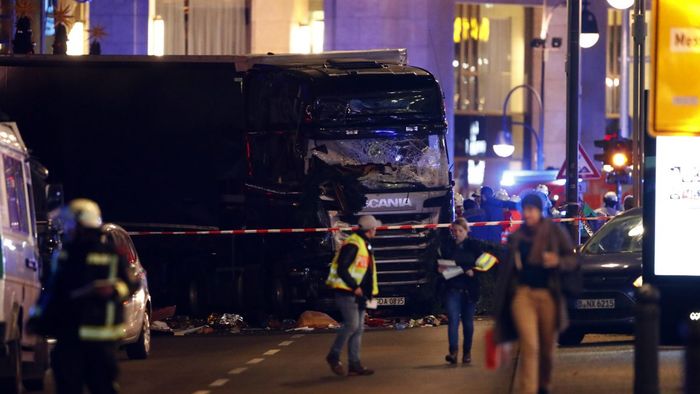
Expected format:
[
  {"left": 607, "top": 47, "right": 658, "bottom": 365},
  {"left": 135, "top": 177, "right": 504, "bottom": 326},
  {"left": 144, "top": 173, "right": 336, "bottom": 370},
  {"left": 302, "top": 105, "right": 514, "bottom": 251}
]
[
  {"left": 228, "top": 367, "right": 248, "bottom": 375},
  {"left": 192, "top": 391, "right": 210, "bottom": 394},
  {"left": 263, "top": 349, "right": 280, "bottom": 356},
  {"left": 246, "top": 358, "right": 265, "bottom": 365},
  {"left": 209, "top": 379, "right": 229, "bottom": 387},
  {"left": 278, "top": 340, "right": 294, "bottom": 346},
  {"left": 291, "top": 334, "right": 305, "bottom": 339}
]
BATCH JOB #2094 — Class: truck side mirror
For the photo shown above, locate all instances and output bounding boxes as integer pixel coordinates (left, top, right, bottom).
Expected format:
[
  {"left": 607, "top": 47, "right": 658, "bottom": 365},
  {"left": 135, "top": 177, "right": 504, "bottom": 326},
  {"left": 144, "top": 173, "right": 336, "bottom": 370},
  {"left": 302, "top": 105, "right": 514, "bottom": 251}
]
[{"left": 46, "top": 184, "right": 64, "bottom": 212}]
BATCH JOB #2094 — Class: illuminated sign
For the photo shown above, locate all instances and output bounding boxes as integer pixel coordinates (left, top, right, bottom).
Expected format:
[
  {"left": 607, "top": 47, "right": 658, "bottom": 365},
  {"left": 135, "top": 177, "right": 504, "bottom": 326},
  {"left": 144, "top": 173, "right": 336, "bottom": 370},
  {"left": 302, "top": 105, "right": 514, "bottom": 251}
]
[
  {"left": 453, "top": 17, "right": 490, "bottom": 43},
  {"left": 654, "top": 136, "right": 700, "bottom": 276},
  {"left": 650, "top": 0, "right": 700, "bottom": 135}
]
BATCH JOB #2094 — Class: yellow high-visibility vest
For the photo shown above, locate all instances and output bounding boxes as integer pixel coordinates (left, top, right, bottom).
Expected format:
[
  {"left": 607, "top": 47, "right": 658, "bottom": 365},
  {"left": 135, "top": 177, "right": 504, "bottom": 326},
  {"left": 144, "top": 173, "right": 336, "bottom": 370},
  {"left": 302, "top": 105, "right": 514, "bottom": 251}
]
[{"left": 326, "top": 233, "right": 379, "bottom": 296}]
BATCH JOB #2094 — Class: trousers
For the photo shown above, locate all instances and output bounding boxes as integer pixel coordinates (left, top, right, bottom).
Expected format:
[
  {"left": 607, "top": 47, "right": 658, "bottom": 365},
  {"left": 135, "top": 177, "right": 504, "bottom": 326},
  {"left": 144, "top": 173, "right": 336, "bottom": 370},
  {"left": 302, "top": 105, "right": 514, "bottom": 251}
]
[
  {"left": 511, "top": 286, "right": 558, "bottom": 394},
  {"left": 328, "top": 292, "right": 366, "bottom": 366},
  {"left": 51, "top": 341, "right": 119, "bottom": 394}
]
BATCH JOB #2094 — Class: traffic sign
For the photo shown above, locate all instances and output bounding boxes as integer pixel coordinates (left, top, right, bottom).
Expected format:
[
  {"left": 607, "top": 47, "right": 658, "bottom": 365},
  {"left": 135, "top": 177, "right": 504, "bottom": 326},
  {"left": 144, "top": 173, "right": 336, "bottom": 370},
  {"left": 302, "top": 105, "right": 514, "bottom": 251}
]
[
  {"left": 650, "top": 0, "right": 700, "bottom": 136},
  {"left": 557, "top": 144, "right": 602, "bottom": 180}
]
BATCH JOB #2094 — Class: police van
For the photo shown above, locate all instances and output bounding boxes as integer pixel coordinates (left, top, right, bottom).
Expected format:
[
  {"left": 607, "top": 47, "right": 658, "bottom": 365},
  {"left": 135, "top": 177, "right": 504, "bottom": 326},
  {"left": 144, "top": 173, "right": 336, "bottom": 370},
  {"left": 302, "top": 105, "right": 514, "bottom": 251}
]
[{"left": 0, "top": 122, "right": 49, "bottom": 393}]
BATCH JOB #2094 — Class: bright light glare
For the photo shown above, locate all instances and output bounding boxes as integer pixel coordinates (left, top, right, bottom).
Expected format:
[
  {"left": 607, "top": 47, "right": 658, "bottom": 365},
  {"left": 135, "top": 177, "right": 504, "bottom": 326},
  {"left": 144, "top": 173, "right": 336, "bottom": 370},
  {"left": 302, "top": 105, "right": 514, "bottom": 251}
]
[
  {"left": 580, "top": 32, "right": 600, "bottom": 49},
  {"left": 628, "top": 224, "right": 644, "bottom": 237},
  {"left": 67, "top": 21, "right": 85, "bottom": 56},
  {"left": 310, "top": 19, "right": 324, "bottom": 54},
  {"left": 501, "top": 173, "right": 516, "bottom": 187},
  {"left": 607, "top": 0, "right": 634, "bottom": 10},
  {"left": 603, "top": 164, "right": 614, "bottom": 173},
  {"left": 151, "top": 17, "right": 165, "bottom": 56},
  {"left": 612, "top": 152, "right": 629, "bottom": 167},
  {"left": 291, "top": 25, "right": 312, "bottom": 54},
  {"left": 493, "top": 143, "right": 515, "bottom": 158}
]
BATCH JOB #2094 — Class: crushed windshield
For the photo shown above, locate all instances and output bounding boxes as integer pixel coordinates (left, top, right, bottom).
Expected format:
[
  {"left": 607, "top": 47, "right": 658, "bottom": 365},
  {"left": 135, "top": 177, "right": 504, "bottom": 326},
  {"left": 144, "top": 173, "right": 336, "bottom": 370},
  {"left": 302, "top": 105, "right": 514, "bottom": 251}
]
[
  {"left": 584, "top": 214, "right": 643, "bottom": 255},
  {"left": 309, "top": 134, "right": 449, "bottom": 189}
]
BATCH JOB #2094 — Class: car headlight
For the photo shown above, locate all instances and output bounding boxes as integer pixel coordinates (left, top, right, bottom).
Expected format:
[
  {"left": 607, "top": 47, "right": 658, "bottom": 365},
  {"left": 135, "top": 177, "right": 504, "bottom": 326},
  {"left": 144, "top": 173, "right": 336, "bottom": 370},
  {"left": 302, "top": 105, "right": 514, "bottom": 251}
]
[{"left": 633, "top": 275, "right": 643, "bottom": 288}]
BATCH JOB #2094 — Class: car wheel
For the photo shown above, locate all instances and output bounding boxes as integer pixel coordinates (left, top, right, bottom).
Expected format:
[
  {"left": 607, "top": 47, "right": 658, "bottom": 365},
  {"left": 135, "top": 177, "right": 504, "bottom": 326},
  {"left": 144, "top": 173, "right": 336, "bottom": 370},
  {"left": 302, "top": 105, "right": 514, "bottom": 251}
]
[
  {"left": 558, "top": 329, "right": 585, "bottom": 346},
  {"left": 0, "top": 340, "right": 22, "bottom": 394},
  {"left": 126, "top": 311, "right": 151, "bottom": 360}
]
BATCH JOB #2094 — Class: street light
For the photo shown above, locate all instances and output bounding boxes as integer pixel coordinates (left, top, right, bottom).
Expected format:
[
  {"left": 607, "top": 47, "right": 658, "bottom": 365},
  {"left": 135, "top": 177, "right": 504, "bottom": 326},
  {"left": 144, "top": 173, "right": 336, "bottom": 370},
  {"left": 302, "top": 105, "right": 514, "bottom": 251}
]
[
  {"left": 499, "top": 84, "right": 544, "bottom": 170},
  {"left": 580, "top": 0, "right": 600, "bottom": 49},
  {"left": 607, "top": 0, "right": 634, "bottom": 10}
]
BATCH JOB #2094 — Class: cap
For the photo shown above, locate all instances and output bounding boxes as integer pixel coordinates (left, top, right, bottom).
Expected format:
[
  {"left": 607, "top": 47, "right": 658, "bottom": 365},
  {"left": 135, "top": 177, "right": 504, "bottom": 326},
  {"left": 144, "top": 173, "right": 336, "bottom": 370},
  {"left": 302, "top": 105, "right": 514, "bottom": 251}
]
[
  {"left": 522, "top": 193, "right": 545, "bottom": 212},
  {"left": 67, "top": 199, "right": 103, "bottom": 229},
  {"left": 358, "top": 215, "right": 382, "bottom": 231}
]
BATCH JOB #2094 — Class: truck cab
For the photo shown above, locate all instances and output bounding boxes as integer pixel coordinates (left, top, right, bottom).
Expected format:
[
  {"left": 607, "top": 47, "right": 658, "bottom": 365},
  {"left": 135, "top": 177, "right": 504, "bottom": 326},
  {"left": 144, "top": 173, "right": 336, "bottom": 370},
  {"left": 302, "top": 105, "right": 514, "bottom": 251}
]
[
  {"left": 240, "top": 52, "right": 453, "bottom": 314},
  {"left": 0, "top": 122, "right": 48, "bottom": 392}
]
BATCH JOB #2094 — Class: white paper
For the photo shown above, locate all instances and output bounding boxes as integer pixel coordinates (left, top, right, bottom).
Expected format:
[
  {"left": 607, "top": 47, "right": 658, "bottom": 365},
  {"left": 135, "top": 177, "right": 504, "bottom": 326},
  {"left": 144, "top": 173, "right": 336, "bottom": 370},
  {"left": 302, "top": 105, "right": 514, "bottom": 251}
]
[
  {"left": 442, "top": 267, "right": 464, "bottom": 280},
  {"left": 366, "top": 299, "right": 378, "bottom": 309},
  {"left": 438, "top": 259, "right": 457, "bottom": 267}
]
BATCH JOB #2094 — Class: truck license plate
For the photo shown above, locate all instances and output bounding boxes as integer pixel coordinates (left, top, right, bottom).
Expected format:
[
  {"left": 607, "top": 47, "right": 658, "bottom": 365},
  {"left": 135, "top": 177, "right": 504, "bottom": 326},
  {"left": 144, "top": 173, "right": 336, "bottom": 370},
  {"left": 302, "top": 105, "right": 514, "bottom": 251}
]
[
  {"left": 377, "top": 297, "right": 406, "bottom": 306},
  {"left": 576, "top": 298, "right": 615, "bottom": 309}
]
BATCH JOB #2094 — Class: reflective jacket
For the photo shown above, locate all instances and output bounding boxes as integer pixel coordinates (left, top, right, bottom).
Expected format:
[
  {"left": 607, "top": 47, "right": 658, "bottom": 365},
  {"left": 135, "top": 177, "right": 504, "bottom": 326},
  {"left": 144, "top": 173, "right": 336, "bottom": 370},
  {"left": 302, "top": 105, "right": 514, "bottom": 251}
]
[
  {"left": 326, "top": 233, "right": 379, "bottom": 296},
  {"left": 32, "top": 229, "right": 139, "bottom": 342}
]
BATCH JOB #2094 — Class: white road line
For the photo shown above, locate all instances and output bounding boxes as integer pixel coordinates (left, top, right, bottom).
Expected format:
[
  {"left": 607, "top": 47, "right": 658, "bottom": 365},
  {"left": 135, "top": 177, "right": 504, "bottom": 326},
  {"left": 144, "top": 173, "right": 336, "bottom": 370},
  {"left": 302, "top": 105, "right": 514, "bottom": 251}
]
[
  {"left": 192, "top": 391, "right": 210, "bottom": 394},
  {"left": 209, "top": 379, "right": 229, "bottom": 387},
  {"left": 263, "top": 349, "right": 280, "bottom": 356},
  {"left": 228, "top": 367, "right": 248, "bottom": 375},
  {"left": 246, "top": 358, "right": 265, "bottom": 365},
  {"left": 278, "top": 340, "right": 294, "bottom": 346},
  {"left": 291, "top": 334, "right": 305, "bottom": 339}
]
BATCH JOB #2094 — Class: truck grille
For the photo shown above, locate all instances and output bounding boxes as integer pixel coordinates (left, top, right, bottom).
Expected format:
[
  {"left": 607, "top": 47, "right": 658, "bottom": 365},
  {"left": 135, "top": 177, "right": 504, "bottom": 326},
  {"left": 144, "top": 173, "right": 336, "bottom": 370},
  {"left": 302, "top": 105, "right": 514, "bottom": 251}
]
[{"left": 369, "top": 212, "right": 439, "bottom": 286}]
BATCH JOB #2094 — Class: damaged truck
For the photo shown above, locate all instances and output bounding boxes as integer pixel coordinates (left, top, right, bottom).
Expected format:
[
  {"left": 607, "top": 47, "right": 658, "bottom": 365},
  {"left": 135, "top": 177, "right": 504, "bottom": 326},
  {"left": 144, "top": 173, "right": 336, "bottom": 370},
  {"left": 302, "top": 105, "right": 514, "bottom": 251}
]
[{"left": 0, "top": 50, "right": 454, "bottom": 317}]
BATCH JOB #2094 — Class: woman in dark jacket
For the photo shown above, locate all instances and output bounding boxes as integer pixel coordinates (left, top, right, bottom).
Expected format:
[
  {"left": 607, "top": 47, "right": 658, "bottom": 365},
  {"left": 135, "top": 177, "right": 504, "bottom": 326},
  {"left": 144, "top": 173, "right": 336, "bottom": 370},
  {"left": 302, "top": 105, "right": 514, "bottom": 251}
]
[
  {"left": 494, "top": 194, "right": 577, "bottom": 394},
  {"left": 439, "top": 218, "right": 502, "bottom": 364}
]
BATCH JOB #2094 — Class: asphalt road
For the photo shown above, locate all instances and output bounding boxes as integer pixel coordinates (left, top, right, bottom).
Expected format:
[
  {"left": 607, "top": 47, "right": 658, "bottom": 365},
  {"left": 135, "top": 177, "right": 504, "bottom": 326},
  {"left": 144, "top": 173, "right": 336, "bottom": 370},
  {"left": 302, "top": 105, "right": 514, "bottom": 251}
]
[{"left": 40, "top": 321, "right": 684, "bottom": 394}]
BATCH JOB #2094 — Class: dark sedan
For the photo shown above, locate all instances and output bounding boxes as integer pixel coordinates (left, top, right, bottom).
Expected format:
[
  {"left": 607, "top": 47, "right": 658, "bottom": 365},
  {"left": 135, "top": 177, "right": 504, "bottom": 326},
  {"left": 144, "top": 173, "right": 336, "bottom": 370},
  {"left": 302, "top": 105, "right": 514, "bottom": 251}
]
[{"left": 559, "top": 208, "right": 643, "bottom": 346}]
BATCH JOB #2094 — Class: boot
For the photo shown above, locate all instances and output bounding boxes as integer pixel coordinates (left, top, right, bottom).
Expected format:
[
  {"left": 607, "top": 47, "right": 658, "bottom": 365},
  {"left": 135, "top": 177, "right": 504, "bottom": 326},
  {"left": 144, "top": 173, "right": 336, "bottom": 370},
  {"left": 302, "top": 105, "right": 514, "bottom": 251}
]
[
  {"left": 348, "top": 363, "right": 374, "bottom": 376},
  {"left": 326, "top": 354, "right": 344, "bottom": 376},
  {"left": 445, "top": 351, "right": 458, "bottom": 364},
  {"left": 462, "top": 352, "right": 472, "bottom": 364}
]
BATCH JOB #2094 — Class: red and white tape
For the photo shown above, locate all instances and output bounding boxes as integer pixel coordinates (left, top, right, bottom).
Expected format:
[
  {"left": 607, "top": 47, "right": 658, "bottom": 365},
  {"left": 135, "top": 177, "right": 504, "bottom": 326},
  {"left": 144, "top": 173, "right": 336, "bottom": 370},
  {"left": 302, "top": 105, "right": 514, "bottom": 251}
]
[{"left": 127, "top": 217, "right": 609, "bottom": 237}]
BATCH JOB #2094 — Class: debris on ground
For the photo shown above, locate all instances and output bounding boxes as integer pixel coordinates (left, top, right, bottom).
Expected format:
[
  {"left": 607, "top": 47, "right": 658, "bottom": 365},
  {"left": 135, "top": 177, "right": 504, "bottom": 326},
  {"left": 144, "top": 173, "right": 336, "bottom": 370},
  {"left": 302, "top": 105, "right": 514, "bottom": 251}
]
[
  {"left": 296, "top": 311, "right": 340, "bottom": 329},
  {"left": 207, "top": 313, "right": 247, "bottom": 334},
  {"left": 151, "top": 320, "right": 173, "bottom": 334}
]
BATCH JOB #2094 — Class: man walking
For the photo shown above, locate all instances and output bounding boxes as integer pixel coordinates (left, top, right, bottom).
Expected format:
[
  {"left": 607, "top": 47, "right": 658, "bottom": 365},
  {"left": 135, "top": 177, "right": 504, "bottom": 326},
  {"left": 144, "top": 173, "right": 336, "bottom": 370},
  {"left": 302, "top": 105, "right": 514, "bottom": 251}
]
[
  {"left": 325, "top": 215, "right": 380, "bottom": 376},
  {"left": 29, "top": 199, "right": 139, "bottom": 394}
]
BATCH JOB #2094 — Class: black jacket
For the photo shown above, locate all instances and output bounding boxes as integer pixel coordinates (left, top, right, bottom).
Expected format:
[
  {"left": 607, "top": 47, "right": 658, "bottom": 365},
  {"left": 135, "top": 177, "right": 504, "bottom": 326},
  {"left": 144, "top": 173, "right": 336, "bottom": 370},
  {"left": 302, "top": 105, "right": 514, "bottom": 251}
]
[
  {"left": 440, "top": 238, "right": 503, "bottom": 301},
  {"left": 335, "top": 230, "right": 375, "bottom": 298},
  {"left": 33, "top": 229, "right": 139, "bottom": 342}
]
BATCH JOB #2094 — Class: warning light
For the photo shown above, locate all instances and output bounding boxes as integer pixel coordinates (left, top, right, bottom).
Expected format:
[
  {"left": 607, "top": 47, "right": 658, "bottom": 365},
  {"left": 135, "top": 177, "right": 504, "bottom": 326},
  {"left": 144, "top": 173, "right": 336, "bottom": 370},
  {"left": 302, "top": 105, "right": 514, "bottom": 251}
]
[{"left": 612, "top": 152, "right": 629, "bottom": 168}]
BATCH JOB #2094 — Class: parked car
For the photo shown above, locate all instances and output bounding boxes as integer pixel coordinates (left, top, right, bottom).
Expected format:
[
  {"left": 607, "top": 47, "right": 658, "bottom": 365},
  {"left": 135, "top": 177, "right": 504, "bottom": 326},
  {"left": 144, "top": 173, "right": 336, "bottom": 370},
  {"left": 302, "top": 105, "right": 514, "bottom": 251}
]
[
  {"left": 559, "top": 208, "right": 643, "bottom": 346},
  {"left": 102, "top": 224, "right": 152, "bottom": 359}
]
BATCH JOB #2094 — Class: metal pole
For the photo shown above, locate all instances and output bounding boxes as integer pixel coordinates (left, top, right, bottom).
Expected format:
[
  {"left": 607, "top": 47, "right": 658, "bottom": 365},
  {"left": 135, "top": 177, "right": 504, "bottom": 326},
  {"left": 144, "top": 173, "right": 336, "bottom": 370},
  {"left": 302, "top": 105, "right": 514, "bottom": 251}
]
[
  {"left": 632, "top": 0, "right": 646, "bottom": 207},
  {"left": 620, "top": 9, "right": 630, "bottom": 138},
  {"left": 502, "top": 84, "right": 545, "bottom": 170},
  {"left": 634, "top": 284, "right": 660, "bottom": 394},
  {"left": 565, "top": 0, "right": 581, "bottom": 242}
]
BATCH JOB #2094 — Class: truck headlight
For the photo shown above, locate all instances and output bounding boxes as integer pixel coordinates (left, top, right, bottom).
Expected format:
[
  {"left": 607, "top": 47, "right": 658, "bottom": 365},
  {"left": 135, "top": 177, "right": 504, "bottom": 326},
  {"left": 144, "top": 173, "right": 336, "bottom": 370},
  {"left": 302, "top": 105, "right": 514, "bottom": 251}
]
[{"left": 633, "top": 275, "right": 643, "bottom": 288}]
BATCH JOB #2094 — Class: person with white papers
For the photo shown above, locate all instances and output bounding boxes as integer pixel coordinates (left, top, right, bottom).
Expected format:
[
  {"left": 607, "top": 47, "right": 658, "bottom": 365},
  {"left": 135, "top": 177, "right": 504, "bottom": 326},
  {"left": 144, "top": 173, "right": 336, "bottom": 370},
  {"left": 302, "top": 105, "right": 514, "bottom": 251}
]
[{"left": 438, "top": 218, "right": 503, "bottom": 364}]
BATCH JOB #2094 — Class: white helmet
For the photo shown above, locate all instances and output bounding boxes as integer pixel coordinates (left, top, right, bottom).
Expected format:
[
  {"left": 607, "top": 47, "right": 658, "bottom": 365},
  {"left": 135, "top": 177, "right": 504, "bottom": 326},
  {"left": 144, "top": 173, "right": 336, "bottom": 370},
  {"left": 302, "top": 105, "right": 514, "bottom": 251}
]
[
  {"left": 603, "top": 191, "right": 619, "bottom": 204},
  {"left": 536, "top": 184, "right": 550, "bottom": 196},
  {"left": 454, "top": 192, "right": 464, "bottom": 207},
  {"left": 65, "top": 199, "right": 103, "bottom": 229},
  {"left": 495, "top": 189, "right": 510, "bottom": 201}
]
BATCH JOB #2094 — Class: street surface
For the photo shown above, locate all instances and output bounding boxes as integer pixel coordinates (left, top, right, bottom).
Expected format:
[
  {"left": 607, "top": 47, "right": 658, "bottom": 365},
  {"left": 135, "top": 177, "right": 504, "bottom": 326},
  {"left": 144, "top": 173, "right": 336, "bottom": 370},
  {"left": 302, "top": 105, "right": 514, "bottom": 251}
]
[{"left": 41, "top": 320, "right": 683, "bottom": 394}]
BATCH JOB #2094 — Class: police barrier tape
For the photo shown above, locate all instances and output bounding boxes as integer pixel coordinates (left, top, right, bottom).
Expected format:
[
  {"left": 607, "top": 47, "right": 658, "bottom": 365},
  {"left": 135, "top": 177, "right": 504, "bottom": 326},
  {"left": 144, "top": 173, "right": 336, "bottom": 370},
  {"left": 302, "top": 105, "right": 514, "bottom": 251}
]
[{"left": 127, "top": 217, "right": 609, "bottom": 237}]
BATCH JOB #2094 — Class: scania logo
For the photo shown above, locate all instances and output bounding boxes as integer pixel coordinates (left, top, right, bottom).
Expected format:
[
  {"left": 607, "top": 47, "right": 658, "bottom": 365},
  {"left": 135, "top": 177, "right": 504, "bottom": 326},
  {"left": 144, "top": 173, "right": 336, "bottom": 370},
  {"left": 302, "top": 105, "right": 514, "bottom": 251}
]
[
  {"left": 366, "top": 198, "right": 412, "bottom": 209},
  {"left": 690, "top": 312, "right": 700, "bottom": 321}
]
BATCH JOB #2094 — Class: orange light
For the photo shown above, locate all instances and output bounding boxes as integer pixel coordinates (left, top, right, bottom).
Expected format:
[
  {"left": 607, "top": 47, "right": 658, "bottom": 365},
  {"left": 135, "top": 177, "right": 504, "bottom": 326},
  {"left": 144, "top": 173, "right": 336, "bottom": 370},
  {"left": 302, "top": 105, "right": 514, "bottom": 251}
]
[{"left": 612, "top": 152, "right": 628, "bottom": 167}]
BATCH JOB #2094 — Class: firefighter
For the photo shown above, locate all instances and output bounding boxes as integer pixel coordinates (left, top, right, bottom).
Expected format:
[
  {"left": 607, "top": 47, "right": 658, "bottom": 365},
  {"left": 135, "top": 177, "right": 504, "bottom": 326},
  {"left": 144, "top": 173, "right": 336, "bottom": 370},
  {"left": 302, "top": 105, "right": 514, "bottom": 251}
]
[
  {"left": 595, "top": 191, "right": 620, "bottom": 217},
  {"left": 325, "top": 215, "right": 380, "bottom": 377},
  {"left": 29, "top": 199, "right": 139, "bottom": 394}
]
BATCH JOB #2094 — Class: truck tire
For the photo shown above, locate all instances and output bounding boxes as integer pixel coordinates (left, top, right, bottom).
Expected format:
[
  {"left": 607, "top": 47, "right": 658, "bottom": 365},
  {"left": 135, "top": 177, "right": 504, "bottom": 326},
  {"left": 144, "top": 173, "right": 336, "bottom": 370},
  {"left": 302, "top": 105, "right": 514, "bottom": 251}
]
[
  {"left": 126, "top": 310, "right": 151, "bottom": 360},
  {"left": 0, "top": 340, "right": 22, "bottom": 394}
]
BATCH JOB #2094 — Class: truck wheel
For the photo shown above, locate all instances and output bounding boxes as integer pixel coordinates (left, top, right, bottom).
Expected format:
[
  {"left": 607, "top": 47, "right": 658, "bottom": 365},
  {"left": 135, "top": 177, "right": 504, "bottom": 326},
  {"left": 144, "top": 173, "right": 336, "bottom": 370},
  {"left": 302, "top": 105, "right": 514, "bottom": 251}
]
[
  {"left": 0, "top": 340, "right": 22, "bottom": 394},
  {"left": 558, "top": 329, "right": 585, "bottom": 346},
  {"left": 126, "top": 311, "right": 151, "bottom": 360}
]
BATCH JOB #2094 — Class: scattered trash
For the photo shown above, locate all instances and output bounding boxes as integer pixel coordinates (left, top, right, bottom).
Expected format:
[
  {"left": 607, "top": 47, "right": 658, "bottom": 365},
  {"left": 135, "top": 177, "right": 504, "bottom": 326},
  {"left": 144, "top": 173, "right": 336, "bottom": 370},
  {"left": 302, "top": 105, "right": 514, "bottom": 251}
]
[
  {"left": 395, "top": 322, "right": 408, "bottom": 330},
  {"left": 173, "top": 325, "right": 207, "bottom": 336},
  {"left": 423, "top": 315, "right": 441, "bottom": 327},
  {"left": 365, "top": 317, "right": 390, "bottom": 328},
  {"left": 207, "top": 313, "right": 246, "bottom": 333},
  {"left": 151, "top": 320, "right": 173, "bottom": 334},
  {"left": 296, "top": 311, "right": 340, "bottom": 329}
]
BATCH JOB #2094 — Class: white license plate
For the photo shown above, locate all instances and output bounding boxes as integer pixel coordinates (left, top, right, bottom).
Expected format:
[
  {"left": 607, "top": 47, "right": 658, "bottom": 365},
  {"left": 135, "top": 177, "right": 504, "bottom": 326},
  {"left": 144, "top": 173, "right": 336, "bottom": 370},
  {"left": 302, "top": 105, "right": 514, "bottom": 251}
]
[
  {"left": 376, "top": 297, "right": 406, "bottom": 306},
  {"left": 576, "top": 298, "right": 616, "bottom": 310}
]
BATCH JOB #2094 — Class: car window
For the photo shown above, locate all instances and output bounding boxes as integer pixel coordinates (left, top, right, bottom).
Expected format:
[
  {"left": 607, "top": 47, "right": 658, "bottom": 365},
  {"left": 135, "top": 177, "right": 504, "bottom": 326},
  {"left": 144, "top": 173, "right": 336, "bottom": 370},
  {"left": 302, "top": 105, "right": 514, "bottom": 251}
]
[
  {"left": 3, "top": 155, "right": 29, "bottom": 234},
  {"left": 584, "top": 214, "right": 643, "bottom": 255}
]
